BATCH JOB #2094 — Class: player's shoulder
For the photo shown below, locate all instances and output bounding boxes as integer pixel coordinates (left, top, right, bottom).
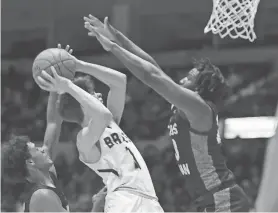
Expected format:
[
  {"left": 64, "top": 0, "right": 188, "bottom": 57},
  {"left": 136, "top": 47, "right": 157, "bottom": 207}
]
[
  {"left": 30, "top": 188, "right": 60, "bottom": 205},
  {"left": 30, "top": 189, "right": 64, "bottom": 211},
  {"left": 31, "top": 188, "right": 57, "bottom": 199}
]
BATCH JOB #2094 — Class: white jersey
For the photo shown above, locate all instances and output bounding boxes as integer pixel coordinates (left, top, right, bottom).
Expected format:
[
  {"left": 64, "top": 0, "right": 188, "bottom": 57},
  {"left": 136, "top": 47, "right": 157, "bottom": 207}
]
[{"left": 77, "top": 121, "right": 157, "bottom": 197}]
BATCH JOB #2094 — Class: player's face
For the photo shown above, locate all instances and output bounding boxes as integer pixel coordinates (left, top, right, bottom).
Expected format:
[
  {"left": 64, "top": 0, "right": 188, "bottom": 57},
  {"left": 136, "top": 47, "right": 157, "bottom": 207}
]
[
  {"left": 27, "top": 142, "right": 53, "bottom": 169},
  {"left": 179, "top": 68, "right": 200, "bottom": 90}
]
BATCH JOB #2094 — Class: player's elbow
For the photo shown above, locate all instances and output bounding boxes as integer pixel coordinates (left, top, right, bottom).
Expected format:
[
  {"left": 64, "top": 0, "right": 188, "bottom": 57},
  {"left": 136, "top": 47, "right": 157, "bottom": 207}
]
[
  {"left": 121, "top": 74, "right": 127, "bottom": 85},
  {"left": 114, "top": 73, "right": 127, "bottom": 88}
]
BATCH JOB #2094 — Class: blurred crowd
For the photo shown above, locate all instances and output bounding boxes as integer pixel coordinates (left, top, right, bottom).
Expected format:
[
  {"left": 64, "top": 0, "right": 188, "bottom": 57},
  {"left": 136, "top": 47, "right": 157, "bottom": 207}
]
[{"left": 1, "top": 66, "right": 266, "bottom": 211}]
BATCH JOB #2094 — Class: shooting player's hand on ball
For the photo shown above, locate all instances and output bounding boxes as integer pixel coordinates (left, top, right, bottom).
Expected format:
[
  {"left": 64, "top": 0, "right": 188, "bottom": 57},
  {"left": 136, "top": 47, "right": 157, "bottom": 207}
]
[
  {"left": 57, "top": 43, "right": 73, "bottom": 54},
  {"left": 37, "top": 66, "right": 70, "bottom": 94}
]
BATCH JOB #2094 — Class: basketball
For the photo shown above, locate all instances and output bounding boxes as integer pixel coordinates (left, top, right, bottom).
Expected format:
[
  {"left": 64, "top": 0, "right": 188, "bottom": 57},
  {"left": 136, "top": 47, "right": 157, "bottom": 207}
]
[{"left": 32, "top": 48, "right": 76, "bottom": 85}]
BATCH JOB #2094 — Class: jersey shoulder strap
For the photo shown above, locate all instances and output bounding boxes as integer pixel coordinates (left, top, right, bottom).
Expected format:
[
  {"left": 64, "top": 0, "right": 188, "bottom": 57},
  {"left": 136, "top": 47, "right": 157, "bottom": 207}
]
[{"left": 23, "top": 183, "right": 44, "bottom": 212}]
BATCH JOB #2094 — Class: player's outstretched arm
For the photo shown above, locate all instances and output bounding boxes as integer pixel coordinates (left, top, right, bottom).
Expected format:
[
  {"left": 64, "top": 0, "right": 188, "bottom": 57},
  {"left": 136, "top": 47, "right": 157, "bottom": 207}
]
[
  {"left": 84, "top": 15, "right": 160, "bottom": 69},
  {"left": 91, "top": 31, "right": 210, "bottom": 126},
  {"left": 30, "top": 189, "right": 68, "bottom": 212},
  {"left": 76, "top": 61, "right": 126, "bottom": 124}
]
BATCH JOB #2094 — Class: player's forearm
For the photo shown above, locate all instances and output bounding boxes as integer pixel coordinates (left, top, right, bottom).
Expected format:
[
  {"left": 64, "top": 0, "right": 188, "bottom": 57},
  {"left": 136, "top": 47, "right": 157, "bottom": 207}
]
[
  {"left": 65, "top": 80, "right": 111, "bottom": 117},
  {"left": 46, "top": 92, "right": 62, "bottom": 123},
  {"left": 114, "top": 30, "right": 160, "bottom": 68},
  {"left": 43, "top": 92, "right": 63, "bottom": 158},
  {"left": 77, "top": 60, "right": 126, "bottom": 89},
  {"left": 111, "top": 44, "right": 163, "bottom": 86}
]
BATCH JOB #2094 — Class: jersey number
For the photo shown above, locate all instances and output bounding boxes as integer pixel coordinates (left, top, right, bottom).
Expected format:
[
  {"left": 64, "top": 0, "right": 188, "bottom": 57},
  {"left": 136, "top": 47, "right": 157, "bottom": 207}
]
[{"left": 125, "top": 147, "right": 141, "bottom": 169}]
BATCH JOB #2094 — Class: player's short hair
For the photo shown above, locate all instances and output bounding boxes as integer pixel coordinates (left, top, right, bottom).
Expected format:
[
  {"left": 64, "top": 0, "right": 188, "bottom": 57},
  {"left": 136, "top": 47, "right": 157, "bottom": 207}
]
[
  {"left": 2, "top": 135, "right": 31, "bottom": 184},
  {"left": 193, "top": 58, "right": 230, "bottom": 105},
  {"left": 58, "top": 75, "right": 95, "bottom": 123}
]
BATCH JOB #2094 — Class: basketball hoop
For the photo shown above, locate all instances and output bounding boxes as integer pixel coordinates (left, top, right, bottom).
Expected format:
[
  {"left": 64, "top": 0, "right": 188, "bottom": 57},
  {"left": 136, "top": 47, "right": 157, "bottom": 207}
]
[{"left": 204, "top": 0, "right": 261, "bottom": 42}]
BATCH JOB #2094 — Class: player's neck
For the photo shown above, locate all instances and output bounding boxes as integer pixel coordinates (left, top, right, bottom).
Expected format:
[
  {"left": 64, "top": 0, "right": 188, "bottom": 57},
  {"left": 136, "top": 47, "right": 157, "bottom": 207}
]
[{"left": 28, "top": 169, "right": 55, "bottom": 187}]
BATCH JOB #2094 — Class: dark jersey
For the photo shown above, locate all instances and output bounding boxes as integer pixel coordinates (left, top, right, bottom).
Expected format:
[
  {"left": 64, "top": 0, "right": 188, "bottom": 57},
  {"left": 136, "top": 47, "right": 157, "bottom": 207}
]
[
  {"left": 23, "top": 172, "right": 68, "bottom": 212},
  {"left": 168, "top": 102, "right": 236, "bottom": 208}
]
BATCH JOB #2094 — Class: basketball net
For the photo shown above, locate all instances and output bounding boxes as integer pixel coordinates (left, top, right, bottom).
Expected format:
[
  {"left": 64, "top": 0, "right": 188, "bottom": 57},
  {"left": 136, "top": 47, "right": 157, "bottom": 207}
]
[{"left": 204, "top": 0, "right": 261, "bottom": 42}]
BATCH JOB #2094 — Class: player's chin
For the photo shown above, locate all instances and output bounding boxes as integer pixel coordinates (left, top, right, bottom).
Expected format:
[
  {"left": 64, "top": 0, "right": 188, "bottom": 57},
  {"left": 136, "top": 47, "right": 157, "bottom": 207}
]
[{"left": 45, "top": 155, "right": 53, "bottom": 164}]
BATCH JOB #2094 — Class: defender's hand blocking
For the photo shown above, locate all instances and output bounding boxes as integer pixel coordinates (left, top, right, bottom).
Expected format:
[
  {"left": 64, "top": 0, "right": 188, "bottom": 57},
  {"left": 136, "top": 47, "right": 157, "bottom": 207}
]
[
  {"left": 84, "top": 15, "right": 117, "bottom": 42},
  {"left": 37, "top": 66, "right": 70, "bottom": 94},
  {"left": 86, "top": 24, "right": 115, "bottom": 51}
]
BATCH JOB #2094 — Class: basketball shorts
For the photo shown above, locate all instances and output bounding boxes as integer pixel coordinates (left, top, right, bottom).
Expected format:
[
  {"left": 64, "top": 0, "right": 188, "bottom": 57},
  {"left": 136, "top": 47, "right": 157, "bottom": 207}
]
[{"left": 104, "top": 190, "right": 164, "bottom": 213}]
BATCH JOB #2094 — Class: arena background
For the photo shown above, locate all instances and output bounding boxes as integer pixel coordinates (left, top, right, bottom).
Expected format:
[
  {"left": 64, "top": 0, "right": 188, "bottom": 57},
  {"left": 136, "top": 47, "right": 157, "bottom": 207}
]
[{"left": 1, "top": 0, "right": 278, "bottom": 211}]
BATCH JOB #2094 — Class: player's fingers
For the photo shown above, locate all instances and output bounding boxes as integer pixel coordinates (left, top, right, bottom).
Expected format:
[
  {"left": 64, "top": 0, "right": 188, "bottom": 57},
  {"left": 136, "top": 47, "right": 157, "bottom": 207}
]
[
  {"left": 104, "top": 17, "right": 112, "bottom": 31},
  {"left": 65, "top": 45, "right": 70, "bottom": 52},
  {"left": 41, "top": 70, "right": 55, "bottom": 83},
  {"left": 57, "top": 43, "right": 62, "bottom": 49},
  {"left": 69, "top": 49, "right": 73, "bottom": 54},
  {"left": 104, "top": 17, "right": 108, "bottom": 26},
  {"left": 84, "top": 16, "right": 100, "bottom": 27},
  {"left": 86, "top": 25, "right": 100, "bottom": 38},
  {"left": 104, "top": 17, "right": 115, "bottom": 35},
  {"left": 84, "top": 22, "right": 96, "bottom": 32},
  {"left": 88, "top": 14, "right": 103, "bottom": 27},
  {"left": 88, "top": 32, "right": 96, "bottom": 37},
  {"left": 83, "top": 16, "right": 97, "bottom": 25},
  {"left": 50, "top": 66, "right": 59, "bottom": 78},
  {"left": 37, "top": 76, "right": 53, "bottom": 90}
]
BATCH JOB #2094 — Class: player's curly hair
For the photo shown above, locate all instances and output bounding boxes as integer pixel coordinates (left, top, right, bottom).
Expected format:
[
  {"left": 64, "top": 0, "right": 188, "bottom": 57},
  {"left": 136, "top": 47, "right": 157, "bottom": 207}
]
[
  {"left": 193, "top": 58, "right": 230, "bottom": 105},
  {"left": 57, "top": 75, "right": 95, "bottom": 123},
  {"left": 1, "top": 135, "right": 31, "bottom": 184}
]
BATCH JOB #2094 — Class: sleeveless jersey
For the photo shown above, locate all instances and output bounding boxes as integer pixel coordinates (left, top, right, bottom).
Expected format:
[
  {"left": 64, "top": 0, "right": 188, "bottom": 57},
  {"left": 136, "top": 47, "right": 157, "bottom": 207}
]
[
  {"left": 168, "top": 103, "right": 235, "bottom": 205},
  {"left": 77, "top": 121, "right": 157, "bottom": 197},
  {"left": 23, "top": 171, "right": 69, "bottom": 212}
]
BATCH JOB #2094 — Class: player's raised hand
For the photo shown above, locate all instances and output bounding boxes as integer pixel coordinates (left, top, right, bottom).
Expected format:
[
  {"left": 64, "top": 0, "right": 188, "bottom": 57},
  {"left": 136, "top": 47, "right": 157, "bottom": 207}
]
[
  {"left": 84, "top": 15, "right": 116, "bottom": 42},
  {"left": 86, "top": 25, "right": 115, "bottom": 51},
  {"left": 37, "top": 66, "right": 70, "bottom": 94},
  {"left": 57, "top": 43, "right": 73, "bottom": 54}
]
